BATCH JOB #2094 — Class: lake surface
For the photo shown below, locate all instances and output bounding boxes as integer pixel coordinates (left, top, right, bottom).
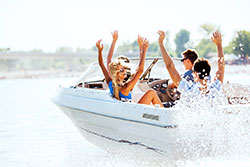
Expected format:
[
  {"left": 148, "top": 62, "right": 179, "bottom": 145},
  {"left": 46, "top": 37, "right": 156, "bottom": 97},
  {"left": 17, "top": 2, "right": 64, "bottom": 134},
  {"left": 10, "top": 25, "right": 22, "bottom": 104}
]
[{"left": 1, "top": 66, "right": 250, "bottom": 167}]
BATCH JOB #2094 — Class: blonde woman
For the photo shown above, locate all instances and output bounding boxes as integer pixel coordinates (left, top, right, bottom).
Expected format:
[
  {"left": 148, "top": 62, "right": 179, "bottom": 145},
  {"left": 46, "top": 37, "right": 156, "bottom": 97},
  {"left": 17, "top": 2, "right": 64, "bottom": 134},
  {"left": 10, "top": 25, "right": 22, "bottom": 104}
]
[
  {"left": 106, "top": 31, "right": 131, "bottom": 82},
  {"left": 96, "top": 35, "right": 163, "bottom": 107}
]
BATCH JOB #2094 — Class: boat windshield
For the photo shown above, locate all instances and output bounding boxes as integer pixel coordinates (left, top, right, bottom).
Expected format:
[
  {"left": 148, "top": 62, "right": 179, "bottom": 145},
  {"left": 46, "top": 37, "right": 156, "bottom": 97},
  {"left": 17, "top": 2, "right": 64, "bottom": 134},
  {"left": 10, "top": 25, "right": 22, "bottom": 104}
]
[{"left": 73, "top": 58, "right": 185, "bottom": 86}]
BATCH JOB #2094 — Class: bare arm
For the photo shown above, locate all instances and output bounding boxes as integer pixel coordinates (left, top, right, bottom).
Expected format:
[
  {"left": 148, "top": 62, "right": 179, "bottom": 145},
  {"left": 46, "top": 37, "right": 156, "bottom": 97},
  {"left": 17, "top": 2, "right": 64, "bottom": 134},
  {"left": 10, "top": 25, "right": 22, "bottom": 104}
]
[
  {"left": 137, "top": 34, "right": 143, "bottom": 52},
  {"left": 123, "top": 36, "right": 147, "bottom": 92},
  {"left": 158, "top": 30, "right": 181, "bottom": 86},
  {"left": 211, "top": 31, "right": 225, "bottom": 83},
  {"left": 96, "top": 40, "right": 112, "bottom": 84},
  {"left": 107, "top": 30, "right": 118, "bottom": 71}
]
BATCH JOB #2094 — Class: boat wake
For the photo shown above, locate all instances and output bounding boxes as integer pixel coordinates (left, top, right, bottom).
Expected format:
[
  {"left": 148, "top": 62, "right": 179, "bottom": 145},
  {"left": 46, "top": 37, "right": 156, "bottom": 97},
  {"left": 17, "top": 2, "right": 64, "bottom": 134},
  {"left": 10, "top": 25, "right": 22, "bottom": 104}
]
[{"left": 171, "top": 96, "right": 250, "bottom": 161}]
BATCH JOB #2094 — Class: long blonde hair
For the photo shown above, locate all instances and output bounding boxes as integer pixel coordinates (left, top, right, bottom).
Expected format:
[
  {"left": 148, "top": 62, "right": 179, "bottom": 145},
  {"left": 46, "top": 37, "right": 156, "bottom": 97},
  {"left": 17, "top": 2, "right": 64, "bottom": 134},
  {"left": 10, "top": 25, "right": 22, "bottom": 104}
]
[{"left": 109, "top": 59, "right": 130, "bottom": 100}]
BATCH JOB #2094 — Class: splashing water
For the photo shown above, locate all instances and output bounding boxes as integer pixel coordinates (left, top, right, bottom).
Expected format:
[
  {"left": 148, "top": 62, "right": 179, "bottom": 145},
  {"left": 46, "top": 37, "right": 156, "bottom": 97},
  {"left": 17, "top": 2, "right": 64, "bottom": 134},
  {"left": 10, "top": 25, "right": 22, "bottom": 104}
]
[
  {"left": 171, "top": 86, "right": 250, "bottom": 162},
  {"left": 99, "top": 82, "right": 250, "bottom": 166}
]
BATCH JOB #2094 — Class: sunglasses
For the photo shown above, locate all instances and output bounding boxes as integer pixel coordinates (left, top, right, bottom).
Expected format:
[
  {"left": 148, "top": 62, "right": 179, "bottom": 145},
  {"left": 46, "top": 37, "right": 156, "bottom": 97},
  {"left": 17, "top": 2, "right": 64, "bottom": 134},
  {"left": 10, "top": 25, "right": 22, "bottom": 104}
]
[
  {"left": 119, "top": 68, "right": 125, "bottom": 73},
  {"left": 180, "top": 58, "right": 188, "bottom": 62}
]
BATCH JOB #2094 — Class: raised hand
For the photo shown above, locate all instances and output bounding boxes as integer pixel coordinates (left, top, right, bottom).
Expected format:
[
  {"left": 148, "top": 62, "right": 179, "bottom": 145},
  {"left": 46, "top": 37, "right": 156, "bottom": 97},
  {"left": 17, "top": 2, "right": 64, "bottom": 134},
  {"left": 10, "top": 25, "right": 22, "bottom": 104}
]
[
  {"left": 96, "top": 39, "right": 103, "bottom": 52},
  {"left": 158, "top": 30, "right": 166, "bottom": 44},
  {"left": 137, "top": 35, "right": 144, "bottom": 50},
  {"left": 211, "top": 30, "right": 224, "bottom": 83},
  {"left": 211, "top": 31, "right": 222, "bottom": 46},
  {"left": 112, "top": 30, "right": 118, "bottom": 42},
  {"left": 142, "top": 38, "right": 149, "bottom": 53},
  {"left": 107, "top": 31, "right": 118, "bottom": 69},
  {"left": 125, "top": 38, "right": 148, "bottom": 92}
]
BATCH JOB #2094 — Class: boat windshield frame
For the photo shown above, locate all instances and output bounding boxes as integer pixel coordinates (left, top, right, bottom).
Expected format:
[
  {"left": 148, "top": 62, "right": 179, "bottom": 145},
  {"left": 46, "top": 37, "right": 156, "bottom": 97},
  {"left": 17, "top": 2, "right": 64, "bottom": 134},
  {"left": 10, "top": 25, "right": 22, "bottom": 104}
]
[{"left": 73, "top": 57, "right": 183, "bottom": 87}]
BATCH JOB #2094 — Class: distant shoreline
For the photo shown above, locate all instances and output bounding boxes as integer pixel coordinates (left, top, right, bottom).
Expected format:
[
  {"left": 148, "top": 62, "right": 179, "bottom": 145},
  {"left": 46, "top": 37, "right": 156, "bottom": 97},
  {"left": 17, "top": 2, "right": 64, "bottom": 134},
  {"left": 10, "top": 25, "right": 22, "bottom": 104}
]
[
  {"left": 0, "top": 70, "right": 83, "bottom": 80},
  {"left": 1, "top": 64, "right": 250, "bottom": 80}
]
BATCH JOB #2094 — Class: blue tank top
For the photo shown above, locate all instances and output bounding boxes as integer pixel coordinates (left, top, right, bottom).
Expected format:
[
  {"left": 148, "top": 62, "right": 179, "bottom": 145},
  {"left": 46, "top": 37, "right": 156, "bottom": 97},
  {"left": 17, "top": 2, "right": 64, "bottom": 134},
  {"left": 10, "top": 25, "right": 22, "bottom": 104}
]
[{"left": 108, "top": 81, "right": 132, "bottom": 100}]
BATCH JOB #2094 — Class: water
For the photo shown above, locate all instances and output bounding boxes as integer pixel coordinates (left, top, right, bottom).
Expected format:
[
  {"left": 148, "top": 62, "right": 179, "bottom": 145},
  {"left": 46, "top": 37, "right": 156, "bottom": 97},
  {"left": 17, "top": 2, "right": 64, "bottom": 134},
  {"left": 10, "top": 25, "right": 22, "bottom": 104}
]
[
  {"left": 0, "top": 66, "right": 250, "bottom": 167},
  {"left": 0, "top": 78, "right": 107, "bottom": 167}
]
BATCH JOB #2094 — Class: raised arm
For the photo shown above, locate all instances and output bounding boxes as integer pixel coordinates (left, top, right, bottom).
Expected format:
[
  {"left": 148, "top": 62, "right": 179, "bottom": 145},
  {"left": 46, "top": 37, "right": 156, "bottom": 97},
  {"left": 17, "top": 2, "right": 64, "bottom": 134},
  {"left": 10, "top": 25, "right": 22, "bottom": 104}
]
[
  {"left": 123, "top": 36, "right": 147, "bottom": 92},
  {"left": 107, "top": 30, "right": 118, "bottom": 70},
  {"left": 96, "top": 39, "right": 112, "bottom": 84},
  {"left": 158, "top": 30, "right": 181, "bottom": 86},
  {"left": 211, "top": 31, "right": 225, "bottom": 83},
  {"left": 137, "top": 34, "right": 143, "bottom": 52}
]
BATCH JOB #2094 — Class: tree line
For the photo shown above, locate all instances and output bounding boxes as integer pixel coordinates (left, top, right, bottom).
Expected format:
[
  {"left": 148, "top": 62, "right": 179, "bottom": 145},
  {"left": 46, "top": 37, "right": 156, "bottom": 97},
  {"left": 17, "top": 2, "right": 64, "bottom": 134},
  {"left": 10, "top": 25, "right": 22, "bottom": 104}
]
[
  {"left": 115, "top": 24, "right": 250, "bottom": 63},
  {"left": 1, "top": 24, "right": 249, "bottom": 63}
]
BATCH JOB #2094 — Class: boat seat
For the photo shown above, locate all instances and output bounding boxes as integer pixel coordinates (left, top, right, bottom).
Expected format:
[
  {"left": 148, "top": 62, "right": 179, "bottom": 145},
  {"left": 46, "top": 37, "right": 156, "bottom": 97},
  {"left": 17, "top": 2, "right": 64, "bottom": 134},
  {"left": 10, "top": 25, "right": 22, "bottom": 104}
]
[
  {"left": 83, "top": 80, "right": 108, "bottom": 90},
  {"left": 132, "top": 92, "right": 144, "bottom": 103}
]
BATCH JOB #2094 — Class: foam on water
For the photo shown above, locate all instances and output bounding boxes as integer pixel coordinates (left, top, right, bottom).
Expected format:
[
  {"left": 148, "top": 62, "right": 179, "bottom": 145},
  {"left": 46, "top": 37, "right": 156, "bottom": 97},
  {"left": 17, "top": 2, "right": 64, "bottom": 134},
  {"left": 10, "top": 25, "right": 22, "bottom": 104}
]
[{"left": 171, "top": 90, "right": 250, "bottom": 163}]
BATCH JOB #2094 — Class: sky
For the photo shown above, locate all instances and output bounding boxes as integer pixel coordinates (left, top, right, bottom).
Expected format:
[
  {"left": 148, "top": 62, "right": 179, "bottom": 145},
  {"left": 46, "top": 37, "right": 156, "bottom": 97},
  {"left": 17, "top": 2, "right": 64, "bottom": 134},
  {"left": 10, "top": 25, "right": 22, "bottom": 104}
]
[{"left": 0, "top": 0, "right": 250, "bottom": 52}]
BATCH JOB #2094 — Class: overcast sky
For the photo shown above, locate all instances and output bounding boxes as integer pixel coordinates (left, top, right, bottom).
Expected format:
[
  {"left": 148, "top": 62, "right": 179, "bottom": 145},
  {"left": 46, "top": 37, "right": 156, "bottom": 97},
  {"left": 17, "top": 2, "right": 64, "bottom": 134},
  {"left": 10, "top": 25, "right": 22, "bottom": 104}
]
[{"left": 0, "top": 0, "right": 249, "bottom": 52}]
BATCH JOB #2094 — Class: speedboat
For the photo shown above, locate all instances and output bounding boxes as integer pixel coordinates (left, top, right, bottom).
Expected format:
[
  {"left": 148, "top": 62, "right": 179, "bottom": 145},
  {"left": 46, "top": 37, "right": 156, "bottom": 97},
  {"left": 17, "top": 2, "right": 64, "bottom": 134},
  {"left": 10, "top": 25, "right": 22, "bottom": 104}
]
[{"left": 52, "top": 57, "right": 250, "bottom": 157}]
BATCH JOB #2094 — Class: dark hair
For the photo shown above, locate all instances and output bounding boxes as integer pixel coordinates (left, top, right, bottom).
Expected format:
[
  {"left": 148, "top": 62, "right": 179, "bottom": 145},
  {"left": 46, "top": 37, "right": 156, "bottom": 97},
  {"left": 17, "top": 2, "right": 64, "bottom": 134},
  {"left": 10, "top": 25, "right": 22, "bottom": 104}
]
[
  {"left": 182, "top": 49, "right": 198, "bottom": 64},
  {"left": 193, "top": 58, "right": 211, "bottom": 79}
]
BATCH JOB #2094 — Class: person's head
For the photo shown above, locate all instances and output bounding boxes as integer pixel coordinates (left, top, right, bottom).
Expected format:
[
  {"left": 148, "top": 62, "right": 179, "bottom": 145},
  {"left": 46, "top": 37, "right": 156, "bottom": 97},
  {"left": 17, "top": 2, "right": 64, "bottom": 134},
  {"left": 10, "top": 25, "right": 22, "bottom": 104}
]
[
  {"left": 181, "top": 49, "right": 199, "bottom": 70},
  {"left": 109, "top": 59, "right": 128, "bottom": 99},
  {"left": 109, "top": 60, "right": 127, "bottom": 83},
  {"left": 193, "top": 58, "right": 211, "bottom": 83},
  {"left": 115, "top": 55, "right": 131, "bottom": 82}
]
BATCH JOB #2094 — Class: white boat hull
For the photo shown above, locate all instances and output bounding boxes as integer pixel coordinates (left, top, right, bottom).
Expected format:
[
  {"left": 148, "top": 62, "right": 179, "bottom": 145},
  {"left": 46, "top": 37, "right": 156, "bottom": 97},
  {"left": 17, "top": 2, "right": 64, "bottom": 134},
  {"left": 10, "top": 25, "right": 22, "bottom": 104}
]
[
  {"left": 51, "top": 59, "right": 250, "bottom": 158},
  {"left": 52, "top": 86, "right": 178, "bottom": 157}
]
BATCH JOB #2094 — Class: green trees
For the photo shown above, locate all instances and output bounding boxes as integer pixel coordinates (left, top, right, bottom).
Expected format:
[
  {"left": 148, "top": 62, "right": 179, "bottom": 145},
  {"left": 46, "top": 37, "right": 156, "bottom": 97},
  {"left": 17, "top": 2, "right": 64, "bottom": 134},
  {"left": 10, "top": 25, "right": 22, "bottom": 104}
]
[
  {"left": 223, "top": 30, "right": 250, "bottom": 64},
  {"left": 195, "top": 24, "right": 218, "bottom": 57},
  {"left": 0, "top": 48, "right": 11, "bottom": 52},
  {"left": 231, "top": 30, "right": 250, "bottom": 61},
  {"left": 87, "top": 27, "right": 250, "bottom": 64},
  {"left": 174, "top": 29, "right": 190, "bottom": 57},
  {"left": 117, "top": 40, "right": 159, "bottom": 53},
  {"left": 56, "top": 47, "right": 73, "bottom": 53},
  {"left": 195, "top": 39, "right": 216, "bottom": 58},
  {"left": 117, "top": 40, "right": 138, "bottom": 53},
  {"left": 200, "top": 24, "right": 217, "bottom": 36}
]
